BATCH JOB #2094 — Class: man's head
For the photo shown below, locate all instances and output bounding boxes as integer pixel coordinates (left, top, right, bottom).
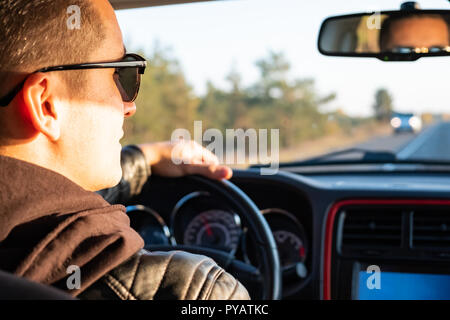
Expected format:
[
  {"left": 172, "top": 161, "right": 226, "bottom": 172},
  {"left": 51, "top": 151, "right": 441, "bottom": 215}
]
[
  {"left": 0, "top": 0, "right": 137, "bottom": 191},
  {"left": 380, "top": 14, "right": 450, "bottom": 52}
]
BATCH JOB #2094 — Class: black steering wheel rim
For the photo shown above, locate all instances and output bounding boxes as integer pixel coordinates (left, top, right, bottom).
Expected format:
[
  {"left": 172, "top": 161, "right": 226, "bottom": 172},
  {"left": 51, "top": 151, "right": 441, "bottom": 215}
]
[{"left": 176, "top": 175, "right": 282, "bottom": 300}]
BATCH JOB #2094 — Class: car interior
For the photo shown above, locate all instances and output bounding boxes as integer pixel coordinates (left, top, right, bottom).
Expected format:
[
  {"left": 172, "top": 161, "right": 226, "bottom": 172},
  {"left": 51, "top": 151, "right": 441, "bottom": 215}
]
[{"left": 2, "top": 0, "right": 450, "bottom": 300}]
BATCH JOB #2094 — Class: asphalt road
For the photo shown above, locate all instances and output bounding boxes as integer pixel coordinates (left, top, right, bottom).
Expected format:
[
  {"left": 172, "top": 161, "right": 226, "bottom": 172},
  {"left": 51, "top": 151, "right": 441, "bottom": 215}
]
[{"left": 356, "top": 122, "right": 450, "bottom": 161}]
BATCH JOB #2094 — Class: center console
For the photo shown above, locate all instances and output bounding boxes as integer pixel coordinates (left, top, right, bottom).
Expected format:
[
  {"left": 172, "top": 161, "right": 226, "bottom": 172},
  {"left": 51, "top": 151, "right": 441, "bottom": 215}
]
[{"left": 324, "top": 199, "right": 450, "bottom": 300}]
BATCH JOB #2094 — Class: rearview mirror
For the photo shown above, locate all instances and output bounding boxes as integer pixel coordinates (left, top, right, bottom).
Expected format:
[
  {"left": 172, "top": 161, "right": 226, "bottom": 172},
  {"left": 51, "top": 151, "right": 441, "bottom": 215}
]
[{"left": 318, "top": 9, "right": 450, "bottom": 61}]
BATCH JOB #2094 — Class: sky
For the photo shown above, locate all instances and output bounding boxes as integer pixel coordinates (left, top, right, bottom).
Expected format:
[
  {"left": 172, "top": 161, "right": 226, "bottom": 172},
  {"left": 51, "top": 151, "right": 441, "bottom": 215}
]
[{"left": 116, "top": 0, "right": 450, "bottom": 117}]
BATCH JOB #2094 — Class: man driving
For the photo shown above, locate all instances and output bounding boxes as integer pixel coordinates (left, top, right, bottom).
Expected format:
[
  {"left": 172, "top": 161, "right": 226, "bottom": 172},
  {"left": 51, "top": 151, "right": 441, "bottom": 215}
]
[
  {"left": 380, "top": 13, "right": 450, "bottom": 53},
  {"left": 0, "top": 0, "right": 249, "bottom": 300}
]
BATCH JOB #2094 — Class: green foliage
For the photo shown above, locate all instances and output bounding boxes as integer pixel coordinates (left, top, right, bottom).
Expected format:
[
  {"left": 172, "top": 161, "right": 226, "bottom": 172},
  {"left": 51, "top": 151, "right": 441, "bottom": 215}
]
[
  {"left": 197, "top": 51, "right": 340, "bottom": 148},
  {"left": 123, "top": 46, "right": 373, "bottom": 151},
  {"left": 373, "top": 88, "right": 394, "bottom": 121}
]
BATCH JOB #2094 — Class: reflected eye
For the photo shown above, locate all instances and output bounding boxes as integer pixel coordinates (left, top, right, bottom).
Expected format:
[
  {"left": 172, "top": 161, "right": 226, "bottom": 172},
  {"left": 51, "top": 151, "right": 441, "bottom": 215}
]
[
  {"left": 429, "top": 46, "right": 446, "bottom": 53},
  {"left": 391, "top": 47, "right": 415, "bottom": 54}
]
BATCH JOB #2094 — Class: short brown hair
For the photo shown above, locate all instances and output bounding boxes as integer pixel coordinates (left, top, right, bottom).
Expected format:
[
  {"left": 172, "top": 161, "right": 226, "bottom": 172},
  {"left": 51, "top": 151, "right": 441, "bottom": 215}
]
[{"left": 0, "top": 0, "right": 106, "bottom": 95}]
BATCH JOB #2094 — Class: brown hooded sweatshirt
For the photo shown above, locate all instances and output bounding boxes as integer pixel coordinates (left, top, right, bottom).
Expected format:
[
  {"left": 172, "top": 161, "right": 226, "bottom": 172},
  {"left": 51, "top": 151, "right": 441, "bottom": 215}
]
[{"left": 0, "top": 155, "right": 144, "bottom": 296}]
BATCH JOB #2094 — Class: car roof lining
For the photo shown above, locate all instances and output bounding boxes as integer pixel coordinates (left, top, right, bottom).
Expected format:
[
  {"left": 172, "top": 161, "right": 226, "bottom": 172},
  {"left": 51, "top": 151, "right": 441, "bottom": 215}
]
[{"left": 110, "top": 0, "right": 216, "bottom": 10}]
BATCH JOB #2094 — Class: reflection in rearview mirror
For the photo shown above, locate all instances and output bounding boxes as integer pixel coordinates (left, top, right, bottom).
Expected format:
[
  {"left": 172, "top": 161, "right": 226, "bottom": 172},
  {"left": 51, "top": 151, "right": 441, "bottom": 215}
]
[{"left": 318, "top": 10, "right": 450, "bottom": 61}]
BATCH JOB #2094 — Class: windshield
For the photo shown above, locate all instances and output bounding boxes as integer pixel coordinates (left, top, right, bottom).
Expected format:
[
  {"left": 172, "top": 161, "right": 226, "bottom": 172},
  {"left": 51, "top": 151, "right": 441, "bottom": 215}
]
[{"left": 117, "top": 0, "right": 450, "bottom": 169}]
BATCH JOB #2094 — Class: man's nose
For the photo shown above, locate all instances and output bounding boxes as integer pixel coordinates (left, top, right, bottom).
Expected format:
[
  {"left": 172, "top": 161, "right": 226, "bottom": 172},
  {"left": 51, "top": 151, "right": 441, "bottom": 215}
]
[{"left": 123, "top": 101, "right": 137, "bottom": 118}]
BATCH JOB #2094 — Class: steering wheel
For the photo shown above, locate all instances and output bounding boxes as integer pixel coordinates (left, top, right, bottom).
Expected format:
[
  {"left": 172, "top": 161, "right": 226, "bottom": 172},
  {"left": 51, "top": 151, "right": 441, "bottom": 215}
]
[{"left": 144, "top": 175, "right": 282, "bottom": 300}]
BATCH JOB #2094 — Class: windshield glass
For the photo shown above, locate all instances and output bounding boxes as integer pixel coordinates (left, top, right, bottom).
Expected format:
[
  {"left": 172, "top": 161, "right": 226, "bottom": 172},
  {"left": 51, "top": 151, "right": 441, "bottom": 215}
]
[{"left": 117, "top": 0, "right": 450, "bottom": 169}]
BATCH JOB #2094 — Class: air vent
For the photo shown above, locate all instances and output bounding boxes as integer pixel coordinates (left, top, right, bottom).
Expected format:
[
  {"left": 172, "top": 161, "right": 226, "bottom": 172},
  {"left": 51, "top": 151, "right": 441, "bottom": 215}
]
[
  {"left": 341, "top": 208, "right": 403, "bottom": 249},
  {"left": 413, "top": 210, "right": 450, "bottom": 249}
]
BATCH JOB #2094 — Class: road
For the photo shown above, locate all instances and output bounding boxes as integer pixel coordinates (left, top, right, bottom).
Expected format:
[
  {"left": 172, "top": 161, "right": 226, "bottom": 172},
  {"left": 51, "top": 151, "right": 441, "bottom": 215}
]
[{"left": 356, "top": 122, "right": 450, "bottom": 161}]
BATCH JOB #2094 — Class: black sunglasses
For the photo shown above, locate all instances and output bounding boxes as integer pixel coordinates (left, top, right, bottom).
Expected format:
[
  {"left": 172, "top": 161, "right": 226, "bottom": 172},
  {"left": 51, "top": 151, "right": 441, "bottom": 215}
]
[{"left": 0, "top": 53, "right": 147, "bottom": 107}]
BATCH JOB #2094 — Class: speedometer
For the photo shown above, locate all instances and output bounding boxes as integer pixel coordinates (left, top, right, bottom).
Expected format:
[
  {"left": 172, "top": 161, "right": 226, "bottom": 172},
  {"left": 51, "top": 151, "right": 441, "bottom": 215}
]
[{"left": 183, "top": 209, "right": 241, "bottom": 252}]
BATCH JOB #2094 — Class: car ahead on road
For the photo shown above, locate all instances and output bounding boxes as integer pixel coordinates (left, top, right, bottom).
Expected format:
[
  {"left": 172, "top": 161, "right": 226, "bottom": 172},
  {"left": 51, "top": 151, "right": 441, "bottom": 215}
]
[
  {"left": 391, "top": 112, "right": 423, "bottom": 134},
  {"left": 1, "top": 0, "right": 450, "bottom": 302}
]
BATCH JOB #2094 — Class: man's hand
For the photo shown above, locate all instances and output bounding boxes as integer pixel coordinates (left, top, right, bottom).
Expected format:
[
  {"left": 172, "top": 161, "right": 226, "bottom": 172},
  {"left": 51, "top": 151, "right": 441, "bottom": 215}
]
[{"left": 138, "top": 141, "right": 232, "bottom": 180}]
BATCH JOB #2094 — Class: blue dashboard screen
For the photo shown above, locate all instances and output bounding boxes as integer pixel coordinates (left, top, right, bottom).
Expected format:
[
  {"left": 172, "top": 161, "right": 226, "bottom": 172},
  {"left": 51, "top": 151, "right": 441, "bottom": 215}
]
[{"left": 358, "top": 271, "right": 450, "bottom": 300}]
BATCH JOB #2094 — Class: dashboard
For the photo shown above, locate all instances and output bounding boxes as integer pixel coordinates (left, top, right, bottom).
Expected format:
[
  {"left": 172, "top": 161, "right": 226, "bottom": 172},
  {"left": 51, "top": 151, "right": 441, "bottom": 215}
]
[{"left": 124, "top": 167, "right": 450, "bottom": 300}]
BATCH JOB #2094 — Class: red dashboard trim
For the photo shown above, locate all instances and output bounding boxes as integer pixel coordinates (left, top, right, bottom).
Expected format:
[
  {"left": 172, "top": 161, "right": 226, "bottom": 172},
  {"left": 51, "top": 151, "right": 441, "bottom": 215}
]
[{"left": 323, "top": 199, "right": 450, "bottom": 300}]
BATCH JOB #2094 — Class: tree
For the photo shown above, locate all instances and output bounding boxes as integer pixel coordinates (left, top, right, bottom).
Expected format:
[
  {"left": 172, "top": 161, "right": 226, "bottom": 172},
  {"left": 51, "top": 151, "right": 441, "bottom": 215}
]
[
  {"left": 122, "top": 44, "right": 358, "bottom": 153},
  {"left": 251, "top": 51, "right": 290, "bottom": 101},
  {"left": 373, "top": 88, "right": 393, "bottom": 121}
]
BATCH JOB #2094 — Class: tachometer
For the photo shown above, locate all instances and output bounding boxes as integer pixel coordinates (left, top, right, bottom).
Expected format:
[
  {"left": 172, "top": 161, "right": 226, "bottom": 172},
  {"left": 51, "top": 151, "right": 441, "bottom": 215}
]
[
  {"left": 273, "top": 230, "right": 306, "bottom": 267},
  {"left": 183, "top": 209, "right": 241, "bottom": 252},
  {"left": 261, "top": 208, "right": 308, "bottom": 268}
]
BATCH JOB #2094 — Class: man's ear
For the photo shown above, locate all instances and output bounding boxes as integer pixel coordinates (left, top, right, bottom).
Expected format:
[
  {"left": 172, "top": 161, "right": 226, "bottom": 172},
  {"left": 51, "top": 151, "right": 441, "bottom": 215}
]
[{"left": 19, "top": 73, "right": 61, "bottom": 142}]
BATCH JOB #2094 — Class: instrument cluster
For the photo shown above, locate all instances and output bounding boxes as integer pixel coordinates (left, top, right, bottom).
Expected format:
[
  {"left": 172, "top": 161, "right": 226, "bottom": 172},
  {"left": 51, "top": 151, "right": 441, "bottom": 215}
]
[{"left": 127, "top": 191, "right": 310, "bottom": 296}]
